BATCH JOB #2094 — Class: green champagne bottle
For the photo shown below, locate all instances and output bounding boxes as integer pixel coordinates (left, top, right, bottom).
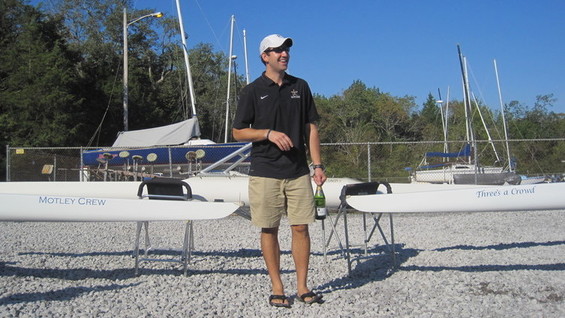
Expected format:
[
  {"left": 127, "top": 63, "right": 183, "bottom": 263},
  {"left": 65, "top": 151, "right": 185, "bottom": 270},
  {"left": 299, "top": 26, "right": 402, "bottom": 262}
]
[{"left": 314, "top": 185, "right": 327, "bottom": 220}]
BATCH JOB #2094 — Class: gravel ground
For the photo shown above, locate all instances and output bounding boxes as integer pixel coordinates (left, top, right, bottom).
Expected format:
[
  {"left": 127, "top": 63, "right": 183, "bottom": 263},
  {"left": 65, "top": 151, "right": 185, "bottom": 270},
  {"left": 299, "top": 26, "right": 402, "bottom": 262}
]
[{"left": 1, "top": 209, "right": 564, "bottom": 317}]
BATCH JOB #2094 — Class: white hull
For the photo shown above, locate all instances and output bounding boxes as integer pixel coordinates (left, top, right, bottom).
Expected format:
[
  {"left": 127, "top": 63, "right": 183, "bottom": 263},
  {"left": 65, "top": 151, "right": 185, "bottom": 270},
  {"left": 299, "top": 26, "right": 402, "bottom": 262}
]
[
  {"left": 1, "top": 177, "right": 534, "bottom": 222},
  {"left": 0, "top": 193, "right": 239, "bottom": 222},
  {"left": 413, "top": 164, "right": 505, "bottom": 184},
  {"left": 346, "top": 183, "right": 565, "bottom": 213},
  {"left": 0, "top": 178, "right": 498, "bottom": 209},
  {"left": 520, "top": 176, "right": 546, "bottom": 185},
  {"left": 0, "top": 176, "right": 360, "bottom": 209}
]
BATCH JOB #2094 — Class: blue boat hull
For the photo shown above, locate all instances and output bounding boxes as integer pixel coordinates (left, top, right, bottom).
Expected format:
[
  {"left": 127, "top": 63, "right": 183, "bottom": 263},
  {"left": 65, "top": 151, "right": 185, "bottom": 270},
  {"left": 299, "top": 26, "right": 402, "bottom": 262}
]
[{"left": 82, "top": 142, "right": 250, "bottom": 167}]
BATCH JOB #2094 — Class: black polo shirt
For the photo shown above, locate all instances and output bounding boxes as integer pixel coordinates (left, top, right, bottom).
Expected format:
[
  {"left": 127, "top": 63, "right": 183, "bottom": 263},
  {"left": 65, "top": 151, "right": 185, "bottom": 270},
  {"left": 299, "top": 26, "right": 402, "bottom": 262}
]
[{"left": 233, "top": 72, "right": 320, "bottom": 179}]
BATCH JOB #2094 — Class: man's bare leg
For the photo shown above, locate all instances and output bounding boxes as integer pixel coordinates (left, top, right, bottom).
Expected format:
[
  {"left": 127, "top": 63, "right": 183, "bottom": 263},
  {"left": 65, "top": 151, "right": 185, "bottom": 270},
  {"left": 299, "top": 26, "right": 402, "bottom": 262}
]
[
  {"left": 291, "top": 224, "right": 314, "bottom": 300},
  {"left": 261, "top": 227, "right": 288, "bottom": 305}
]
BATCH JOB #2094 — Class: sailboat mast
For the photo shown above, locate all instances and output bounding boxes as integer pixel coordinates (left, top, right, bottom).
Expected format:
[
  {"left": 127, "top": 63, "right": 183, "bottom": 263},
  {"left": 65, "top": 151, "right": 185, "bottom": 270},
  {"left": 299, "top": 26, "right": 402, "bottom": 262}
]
[
  {"left": 445, "top": 86, "right": 450, "bottom": 152},
  {"left": 457, "top": 45, "right": 475, "bottom": 164},
  {"left": 243, "top": 29, "right": 250, "bottom": 85},
  {"left": 175, "top": 0, "right": 197, "bottom": 118},
  {"left": 224, "top": 15, "right": 235, "bottom": 143},
  {"left": 494, "top": 59, "right": 513, "bottom": 172},
  {"left": 437, "top": 88, "right": 448, "bottom": 161}
]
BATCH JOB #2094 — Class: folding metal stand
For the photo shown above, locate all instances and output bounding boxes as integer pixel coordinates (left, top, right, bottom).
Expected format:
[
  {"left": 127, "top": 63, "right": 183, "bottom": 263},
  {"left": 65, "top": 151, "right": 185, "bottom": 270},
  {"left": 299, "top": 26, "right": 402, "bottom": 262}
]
[
  {"left": 322, "top": 182, "right": 395, "bottom": 275},
  {"left": 134, "top": 178, "right": 194, "bottom": 276}
]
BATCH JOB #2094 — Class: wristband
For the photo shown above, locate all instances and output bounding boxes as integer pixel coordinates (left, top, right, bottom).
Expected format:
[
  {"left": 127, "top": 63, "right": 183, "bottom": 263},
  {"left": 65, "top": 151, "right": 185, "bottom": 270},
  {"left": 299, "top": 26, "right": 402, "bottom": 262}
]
[
  {"left": 312, "top": 164, "right": 325, "bottom": 172},
  {"left": 266, "top": 129, "right": 272, "bottom": 140}
]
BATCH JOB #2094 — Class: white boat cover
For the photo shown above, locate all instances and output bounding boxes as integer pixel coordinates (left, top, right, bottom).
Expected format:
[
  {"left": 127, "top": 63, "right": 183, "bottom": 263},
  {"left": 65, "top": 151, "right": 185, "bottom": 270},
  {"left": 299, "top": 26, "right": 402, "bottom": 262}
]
[{"left": 112, "top": 117, "right": 201, "bottom": 147}]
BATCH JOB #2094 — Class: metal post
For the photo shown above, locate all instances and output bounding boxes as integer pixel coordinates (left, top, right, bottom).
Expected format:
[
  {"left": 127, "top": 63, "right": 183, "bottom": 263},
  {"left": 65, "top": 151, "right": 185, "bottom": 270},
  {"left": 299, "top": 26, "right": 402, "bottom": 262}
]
[
  {"left": 53, "top": 154, "right": 57, "bottom": 181},
  {"left": 175, "top": 0, "right": 197, "bottom": 117},
  {"left": 224, "top": 15, "right": 235, "bottom": 143},
  {"left": 168, "top": 147, "right": 173, "bottom": 178},
  {"left": 494, "top": 59, "right": 513, "bottom": 172},
  {"left": 321, "top": 219, "right": 327, "bottom": 261},
  {"left": 123, "top": 8, "right": 163, "bottom": 132},
  {"left": 343, "top": 207, "right": 352, "bottom": 275},
  {"left": 243, "top": 29, "right": 250, "bottom": 85},
  {"left": 5, "top": 145, "right": 10, "bottom": 182},
  {"left": 123, "top": 8, "right": 129, "bottom": 131},
  {"left": 389, "top": 213, "right": 396, "bottom": 268},
  {"left": 367, "top": 143, "right": 371, "bottom": 182},
  {"left": 80, "top": 147, "right": 84, "bottom": 182}
]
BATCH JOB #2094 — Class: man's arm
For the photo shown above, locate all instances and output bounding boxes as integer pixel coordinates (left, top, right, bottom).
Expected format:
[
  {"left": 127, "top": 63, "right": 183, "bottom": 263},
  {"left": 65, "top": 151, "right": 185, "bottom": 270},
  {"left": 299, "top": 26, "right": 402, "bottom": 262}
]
[
  {"left": 232, "top": 128, "right": 294, "bottom": 152},
  {"left": 306, "top": 123, "right": 327, "bottom": 186},
  {"left": 232, "top": 128, "right": 269, "bottom": 142}
]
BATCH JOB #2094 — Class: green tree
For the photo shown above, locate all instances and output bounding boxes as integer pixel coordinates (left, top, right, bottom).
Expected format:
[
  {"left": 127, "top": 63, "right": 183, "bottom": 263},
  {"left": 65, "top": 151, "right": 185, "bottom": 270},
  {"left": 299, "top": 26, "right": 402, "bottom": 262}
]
[
  {"left": 373, "top": 93, "right": 416, "bottom": 141},
  {"left": 51, "top": 0, "right": 240, "bottom": 144},
  {"left": 0, "top": 0, "right": 82, "bottom": 146},
  {"left": 416, "top": 93, "right": 444, "bottom": 141},
  {"left": 315, "top": 80, "right": 418, "bottom": 179},
  {"left": 420, "top": 93, "right": 441, "bottom": 124},
  {"left": 0, "top": 0, "right": 85, "bottom": 180},
  {"left": 47, "top": 0, "right": 177, "bottom": 145},
  {"left": 506, "top": 94, "right": 563, "bottom": 174}
]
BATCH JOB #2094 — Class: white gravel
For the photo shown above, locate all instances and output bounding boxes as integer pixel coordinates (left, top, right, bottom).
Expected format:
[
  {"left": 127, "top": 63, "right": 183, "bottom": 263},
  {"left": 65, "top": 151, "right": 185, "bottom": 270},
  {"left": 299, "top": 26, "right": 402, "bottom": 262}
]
[{"left": 1, "top": 209, "right": 564, "bottom": 317}]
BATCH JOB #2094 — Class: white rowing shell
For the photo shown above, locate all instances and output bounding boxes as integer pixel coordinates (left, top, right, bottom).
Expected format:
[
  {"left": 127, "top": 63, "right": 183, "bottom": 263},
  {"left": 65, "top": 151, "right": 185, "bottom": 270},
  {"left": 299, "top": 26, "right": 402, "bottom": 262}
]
[
  {"left": 0, "top": 177, "right": 360, "bottom": 208},
  {"left": 346, "top": 183, "right": 565, "bottom": 213},
  {"left": 0, "top": 193, "right": 239, "bottom": 222}
]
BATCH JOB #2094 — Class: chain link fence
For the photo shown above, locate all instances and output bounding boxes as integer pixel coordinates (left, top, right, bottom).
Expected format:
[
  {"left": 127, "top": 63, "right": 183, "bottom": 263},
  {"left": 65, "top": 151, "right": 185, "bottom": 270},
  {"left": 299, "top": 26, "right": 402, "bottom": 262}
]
[
  {"left": 5, "top": 139, "right": 565, "bottom": 183},
  {"left": 5, "top": 144, "right": 251, "bottom": 182}
]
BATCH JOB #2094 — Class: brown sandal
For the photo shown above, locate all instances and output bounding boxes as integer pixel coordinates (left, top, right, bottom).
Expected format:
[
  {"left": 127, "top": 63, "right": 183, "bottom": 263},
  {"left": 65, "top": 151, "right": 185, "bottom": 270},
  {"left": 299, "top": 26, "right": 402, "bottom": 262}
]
[
  {"left": 268, "top": 294, "right": 291, "bottom": 308},
  {"left": 297, "top": 291, "right": 323, "bottom": 304}
]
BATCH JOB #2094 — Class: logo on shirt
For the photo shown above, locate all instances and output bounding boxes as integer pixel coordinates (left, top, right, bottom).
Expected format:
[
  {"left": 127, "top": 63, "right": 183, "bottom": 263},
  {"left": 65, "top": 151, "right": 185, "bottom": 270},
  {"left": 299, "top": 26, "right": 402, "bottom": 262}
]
[
  {"left": 290, "top": 89, "right": 301, "bottom": 99},
  {"left": 260, "top": 95, "right": 269, "bottom": 100}
]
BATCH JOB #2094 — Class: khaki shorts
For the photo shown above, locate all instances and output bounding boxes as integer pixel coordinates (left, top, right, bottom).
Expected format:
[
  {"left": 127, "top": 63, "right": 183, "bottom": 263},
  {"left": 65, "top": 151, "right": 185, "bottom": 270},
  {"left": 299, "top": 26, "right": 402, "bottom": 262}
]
[{"left": 248, "top": 174, "right": 315, "bottom": 228}]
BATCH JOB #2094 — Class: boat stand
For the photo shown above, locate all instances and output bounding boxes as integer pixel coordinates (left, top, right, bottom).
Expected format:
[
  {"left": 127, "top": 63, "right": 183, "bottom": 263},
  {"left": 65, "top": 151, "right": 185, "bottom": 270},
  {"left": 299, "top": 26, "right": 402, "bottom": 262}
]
[
  {"left": 133, "top": 178, "right": 194, "bottom": 276},
  {"left": 133, "top": 220, "right": 194, "bottom": 276},
  {"left": 322, "top": 182, "right": 396, "bottom": 276}
]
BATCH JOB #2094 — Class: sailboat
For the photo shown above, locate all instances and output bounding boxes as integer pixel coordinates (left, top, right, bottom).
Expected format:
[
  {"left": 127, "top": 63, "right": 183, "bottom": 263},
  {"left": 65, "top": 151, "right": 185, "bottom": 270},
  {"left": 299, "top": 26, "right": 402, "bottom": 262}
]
[
  {"left": 81, "top": 118, "right": 250, "bottom": 178},
  {"left": 411, "top": 45, "right": 520, "bottom": 185}
]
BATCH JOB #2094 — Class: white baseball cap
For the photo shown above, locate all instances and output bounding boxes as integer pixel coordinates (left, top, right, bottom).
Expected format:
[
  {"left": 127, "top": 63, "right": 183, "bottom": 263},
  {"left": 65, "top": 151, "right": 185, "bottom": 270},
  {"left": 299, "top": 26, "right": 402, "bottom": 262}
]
[{"left": 259, "top": 34, "right": 293, "bottom": 54}]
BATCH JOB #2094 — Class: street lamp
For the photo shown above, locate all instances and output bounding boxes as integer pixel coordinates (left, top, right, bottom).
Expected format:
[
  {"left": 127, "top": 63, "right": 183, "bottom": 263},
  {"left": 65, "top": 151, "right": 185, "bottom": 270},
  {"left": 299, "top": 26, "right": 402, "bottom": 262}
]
[{"left": 123, "top": 8, "right": 163, "bottom": 131}]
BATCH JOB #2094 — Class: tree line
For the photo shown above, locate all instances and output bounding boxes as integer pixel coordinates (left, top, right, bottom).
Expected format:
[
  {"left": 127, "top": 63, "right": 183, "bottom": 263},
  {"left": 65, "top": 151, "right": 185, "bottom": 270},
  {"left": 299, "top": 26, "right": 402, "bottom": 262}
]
[{"left": 1, "top": 0, "right": 563, "bottom": 180}]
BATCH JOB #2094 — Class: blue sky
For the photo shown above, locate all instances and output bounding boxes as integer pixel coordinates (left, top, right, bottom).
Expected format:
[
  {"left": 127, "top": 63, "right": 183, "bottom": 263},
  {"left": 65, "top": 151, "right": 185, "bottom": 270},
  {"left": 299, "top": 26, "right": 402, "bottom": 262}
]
[{"left": 53, "top": 1, "right": 565, "bottom": 114}]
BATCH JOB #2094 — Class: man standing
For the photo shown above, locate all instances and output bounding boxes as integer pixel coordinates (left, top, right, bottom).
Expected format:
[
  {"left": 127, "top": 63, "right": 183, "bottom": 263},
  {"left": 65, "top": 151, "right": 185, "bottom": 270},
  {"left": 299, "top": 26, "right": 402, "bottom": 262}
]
[{"left": 232, "top": 34, "right": 326, "bottom": 308}]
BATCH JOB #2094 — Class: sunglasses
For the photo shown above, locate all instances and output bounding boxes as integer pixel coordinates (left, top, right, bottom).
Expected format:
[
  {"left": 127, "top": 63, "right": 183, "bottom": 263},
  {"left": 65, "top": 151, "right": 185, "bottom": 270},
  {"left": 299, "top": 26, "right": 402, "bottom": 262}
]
[{"left": 265, "top": 46, "right": 290, "bottom": 53}]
